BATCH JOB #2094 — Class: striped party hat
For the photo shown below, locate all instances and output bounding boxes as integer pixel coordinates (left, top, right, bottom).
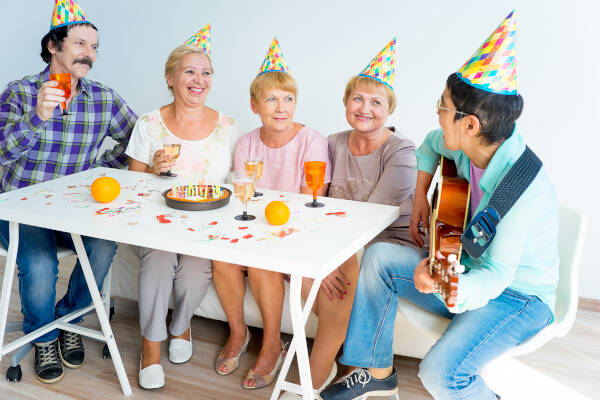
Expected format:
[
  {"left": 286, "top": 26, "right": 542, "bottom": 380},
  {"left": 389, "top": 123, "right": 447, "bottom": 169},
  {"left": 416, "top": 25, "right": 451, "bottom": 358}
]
[
  {"left": 258, "top": 37, "right": 289, "bottom": 75},
  {"left": 457, "top": 10, "right": 517, "bottom": 95},
  {"left": 50, "top": 0, "right": 88, "bottom": 30},
  {"left": 358, "top": 38, "right": 396, "bottom": 89},
  {"left": 184, "top": 24, "right": 211, "bottom": 56}
]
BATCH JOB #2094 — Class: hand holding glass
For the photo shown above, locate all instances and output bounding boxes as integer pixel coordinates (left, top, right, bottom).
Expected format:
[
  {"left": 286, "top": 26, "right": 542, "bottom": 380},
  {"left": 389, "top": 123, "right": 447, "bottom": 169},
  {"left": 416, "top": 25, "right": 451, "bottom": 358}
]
[
  {"left": 161, "top": 140, "right": 181, "bottom": 177},
  {"left": 49, "top": 73, "right": 71, "bottom": 116},
  {"left": 304, "top": 161, "right": 326, "bottom": 208},
  {"left": 244, "top": 159, "right": 264, "bottom": 197},
  {"left": 233, "top": 172, "right": 256, "bottom": 221}
]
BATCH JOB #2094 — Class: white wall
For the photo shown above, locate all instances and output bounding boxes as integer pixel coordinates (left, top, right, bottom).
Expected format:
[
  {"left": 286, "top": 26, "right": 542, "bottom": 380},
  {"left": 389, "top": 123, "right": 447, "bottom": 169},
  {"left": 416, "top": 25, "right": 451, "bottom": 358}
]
[{"left": 1, "top": 0, "right": 598, "bottom": 299}]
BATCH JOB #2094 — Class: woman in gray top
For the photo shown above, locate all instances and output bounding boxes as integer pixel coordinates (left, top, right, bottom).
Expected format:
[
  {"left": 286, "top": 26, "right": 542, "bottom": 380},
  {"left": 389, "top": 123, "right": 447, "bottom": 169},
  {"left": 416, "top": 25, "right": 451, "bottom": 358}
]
[{"left": 279, "top": 72, "right": 417, "bottom": 399}]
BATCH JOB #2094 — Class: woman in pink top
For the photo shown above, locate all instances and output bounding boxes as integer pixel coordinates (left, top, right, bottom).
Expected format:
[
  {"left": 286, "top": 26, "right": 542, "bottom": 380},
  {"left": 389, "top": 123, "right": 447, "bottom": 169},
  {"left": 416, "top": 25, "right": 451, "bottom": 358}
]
[{"left": 213, "top": 51, "right": 331, "bottom": 389}]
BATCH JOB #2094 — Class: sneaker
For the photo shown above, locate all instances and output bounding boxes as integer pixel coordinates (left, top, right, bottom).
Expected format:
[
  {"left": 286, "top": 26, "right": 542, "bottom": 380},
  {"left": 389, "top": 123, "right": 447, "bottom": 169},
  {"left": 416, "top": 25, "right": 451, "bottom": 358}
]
[
  {"left": 319, "top": 368, "right": 398, "bottom": 400},
  {"left": 34, "top": 339, "right": 64, "bottom": 384},
  {"left": 58, "top": 330, "right": 85, "bottom": 368}
]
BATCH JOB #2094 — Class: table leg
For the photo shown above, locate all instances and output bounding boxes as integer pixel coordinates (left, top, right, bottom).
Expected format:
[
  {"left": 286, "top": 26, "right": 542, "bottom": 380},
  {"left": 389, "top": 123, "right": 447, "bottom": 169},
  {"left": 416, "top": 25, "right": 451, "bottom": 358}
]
[
  {"left": 271, "top": 274, "right": 323, "bottom": 400},
  {"left": 71, "top": 233, "right": 132, "bottom": 396},
  {"left": 0, "top": 221, "right": 18, "bottom": 362}
]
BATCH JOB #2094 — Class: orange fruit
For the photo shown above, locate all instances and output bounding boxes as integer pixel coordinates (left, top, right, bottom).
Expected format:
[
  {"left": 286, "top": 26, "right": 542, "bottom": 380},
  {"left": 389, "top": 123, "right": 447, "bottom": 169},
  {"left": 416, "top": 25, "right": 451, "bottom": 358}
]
[
  {"left": 265, "top": 200, "right": 290, "bottom": 225},
  {"left": 91, "top": 176, "right": 120, "bottom": 203}
]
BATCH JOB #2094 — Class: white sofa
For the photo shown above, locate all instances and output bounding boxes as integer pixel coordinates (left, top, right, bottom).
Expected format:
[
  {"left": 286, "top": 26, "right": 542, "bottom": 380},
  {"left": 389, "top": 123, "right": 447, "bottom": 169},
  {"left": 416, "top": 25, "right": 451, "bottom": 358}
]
[{"left": 110, "top": 243, "right": 428, "bottom": 357}]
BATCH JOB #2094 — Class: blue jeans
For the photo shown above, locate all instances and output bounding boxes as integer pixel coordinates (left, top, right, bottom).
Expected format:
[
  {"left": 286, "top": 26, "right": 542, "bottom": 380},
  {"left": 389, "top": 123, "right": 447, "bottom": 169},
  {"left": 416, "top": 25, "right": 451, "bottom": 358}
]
[
  {"left": 340, "top": 242, "right": 553, "bottom": 400},
  {"left": 0, "top": 221, "right": 116, "bottom": 343}
]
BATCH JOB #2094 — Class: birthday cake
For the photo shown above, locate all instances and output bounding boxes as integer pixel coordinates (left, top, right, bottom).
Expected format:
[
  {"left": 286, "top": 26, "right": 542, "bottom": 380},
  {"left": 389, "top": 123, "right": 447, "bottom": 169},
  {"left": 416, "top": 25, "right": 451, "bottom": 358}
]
[{"left": 163, "top": 185, "right": 231, "bottom": 211}]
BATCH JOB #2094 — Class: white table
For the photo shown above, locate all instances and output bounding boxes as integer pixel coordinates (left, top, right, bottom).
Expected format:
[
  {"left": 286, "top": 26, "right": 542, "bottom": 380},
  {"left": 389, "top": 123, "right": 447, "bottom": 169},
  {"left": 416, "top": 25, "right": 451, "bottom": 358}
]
[{"left": 0, "top": 167, "right": 398, "bottom": 399}]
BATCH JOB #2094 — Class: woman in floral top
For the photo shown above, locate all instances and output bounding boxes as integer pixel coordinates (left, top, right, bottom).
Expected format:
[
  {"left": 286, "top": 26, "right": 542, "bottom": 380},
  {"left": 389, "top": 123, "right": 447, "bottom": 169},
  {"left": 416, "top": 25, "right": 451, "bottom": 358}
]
[{"left": 126, "top": 44, "right": 237, "bottom": 390}]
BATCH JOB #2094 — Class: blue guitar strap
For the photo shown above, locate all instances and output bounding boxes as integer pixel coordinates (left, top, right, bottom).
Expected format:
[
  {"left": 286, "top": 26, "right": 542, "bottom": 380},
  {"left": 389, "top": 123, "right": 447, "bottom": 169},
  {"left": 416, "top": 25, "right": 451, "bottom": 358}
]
[{"left": 461, "top": 146, "right": 542, "bottom": 258}]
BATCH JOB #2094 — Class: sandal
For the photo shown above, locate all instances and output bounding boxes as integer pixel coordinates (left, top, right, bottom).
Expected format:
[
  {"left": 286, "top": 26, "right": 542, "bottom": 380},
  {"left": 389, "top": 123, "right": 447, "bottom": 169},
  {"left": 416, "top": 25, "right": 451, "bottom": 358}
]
[
  {"left": 215, "top": 327, "right": 250, "bottom": 375},
  {"left": 242, "top": 340, "right": 289, "bottom": 390}
]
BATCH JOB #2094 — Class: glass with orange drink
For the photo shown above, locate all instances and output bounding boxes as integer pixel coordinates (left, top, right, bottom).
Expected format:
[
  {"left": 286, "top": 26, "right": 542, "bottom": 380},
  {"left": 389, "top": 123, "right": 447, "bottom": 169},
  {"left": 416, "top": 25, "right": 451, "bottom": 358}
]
[
  {"left": 304, "top": 161, "right": 326, "bottom": 208},
  {"left": 49, "top": 73, "right": 71, "bottom": 115}
]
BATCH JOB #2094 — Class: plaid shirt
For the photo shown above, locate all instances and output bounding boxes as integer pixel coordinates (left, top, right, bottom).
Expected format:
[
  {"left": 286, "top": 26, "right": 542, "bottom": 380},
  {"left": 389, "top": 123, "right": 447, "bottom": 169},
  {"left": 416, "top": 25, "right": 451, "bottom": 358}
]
[{"left": 0, "top": 65, "right": 137, "bottom": 192}]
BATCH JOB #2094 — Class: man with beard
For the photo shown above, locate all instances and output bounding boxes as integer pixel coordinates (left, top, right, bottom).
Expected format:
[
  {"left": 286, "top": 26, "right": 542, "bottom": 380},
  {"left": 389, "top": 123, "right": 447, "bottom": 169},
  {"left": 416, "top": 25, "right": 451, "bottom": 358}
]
[{"left": 0, "top": 0, "right": 137, "bottom": 384}]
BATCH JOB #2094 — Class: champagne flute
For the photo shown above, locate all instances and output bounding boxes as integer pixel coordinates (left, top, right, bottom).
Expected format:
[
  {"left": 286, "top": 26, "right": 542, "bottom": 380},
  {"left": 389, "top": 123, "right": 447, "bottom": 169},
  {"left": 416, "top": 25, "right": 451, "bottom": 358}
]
[
  {"left": 49, "top": 73, "right": 71, "bottom": 116},
  {"left": 244, "top": 159, "right": 264, "bottom": 197},
  {"left": 304, "top": 161, "right": 326, "bottom": 208},
  {"left": 233, "top": 171, "right": 256, "bottom": 221},
  {"left": 161, "top": 138, "right": 181, "bottom": 177}
]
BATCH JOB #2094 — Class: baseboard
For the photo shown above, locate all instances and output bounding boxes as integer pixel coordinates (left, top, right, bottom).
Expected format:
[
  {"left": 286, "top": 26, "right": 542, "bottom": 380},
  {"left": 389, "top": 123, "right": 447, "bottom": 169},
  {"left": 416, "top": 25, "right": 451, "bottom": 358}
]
[{"left": 578, "top": 297, "right": 600, "bottom": 312}]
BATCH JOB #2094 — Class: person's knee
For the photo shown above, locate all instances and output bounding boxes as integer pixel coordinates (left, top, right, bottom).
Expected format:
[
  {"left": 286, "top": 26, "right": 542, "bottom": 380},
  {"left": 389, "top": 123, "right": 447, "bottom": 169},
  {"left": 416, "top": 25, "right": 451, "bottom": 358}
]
[
  {"left": 418, "top": 352, "right": 455, "bottom": 397},
  {"left": 140, "top": 250, "right": 177, "bottom": 279}
]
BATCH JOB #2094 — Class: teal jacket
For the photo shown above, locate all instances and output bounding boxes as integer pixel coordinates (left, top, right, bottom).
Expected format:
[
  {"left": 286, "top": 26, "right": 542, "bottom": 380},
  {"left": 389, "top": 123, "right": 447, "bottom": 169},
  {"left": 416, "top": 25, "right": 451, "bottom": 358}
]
[{"left": 416, "top": 128, "right": 559, "bottom": 314}]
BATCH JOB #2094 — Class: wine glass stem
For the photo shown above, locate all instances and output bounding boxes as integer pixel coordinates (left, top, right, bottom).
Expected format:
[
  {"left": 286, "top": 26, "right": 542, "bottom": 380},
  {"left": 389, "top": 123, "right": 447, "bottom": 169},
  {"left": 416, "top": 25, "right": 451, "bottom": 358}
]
[{"left": 242, "top": 210, "right": 248, "bottom": 220}]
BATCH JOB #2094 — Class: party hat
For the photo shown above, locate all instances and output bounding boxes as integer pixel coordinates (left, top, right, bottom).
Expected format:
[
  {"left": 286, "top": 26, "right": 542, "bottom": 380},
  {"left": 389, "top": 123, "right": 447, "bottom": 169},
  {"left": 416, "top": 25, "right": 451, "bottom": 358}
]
[
  {"left": 184, "top": 24, "right": 211, "bottom": 56},
  {"left": 358, "top": 38, "right": 396, "bottom": 89},
  {"left": 50, "top": 0, "right": 88, "bottom": 30},
  {"left": 258, "top": 37, "right": 289, "bottom": 75},
  {"left": 457, "top": 10, "right": 517, "bottom": 95}
]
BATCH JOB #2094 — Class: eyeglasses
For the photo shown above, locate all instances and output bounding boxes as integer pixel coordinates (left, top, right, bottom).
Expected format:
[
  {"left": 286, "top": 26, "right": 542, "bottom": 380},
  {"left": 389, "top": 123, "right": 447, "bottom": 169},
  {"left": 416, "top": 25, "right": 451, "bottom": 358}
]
[{"left": 436, "top": 98, "right": 470, "bottom": 117}]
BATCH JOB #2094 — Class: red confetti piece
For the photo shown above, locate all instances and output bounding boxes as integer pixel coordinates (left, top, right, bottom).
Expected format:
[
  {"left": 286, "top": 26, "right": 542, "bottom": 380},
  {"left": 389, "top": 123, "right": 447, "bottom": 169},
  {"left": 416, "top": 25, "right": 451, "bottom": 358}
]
[
  {"left": 221, "top": 237, "right": 230, "bottom": 240},
  {"left": 68, "top": 185, "right": 77, "bottom": 189},
  {"left": 230, "top": 239, "right": 239, "bottom": 243},
  {"left": 325, "top": 211, "right": 347, "bottom": 217},
  {"left": 279, "top": 195, "right": 285, "bottom": 197},
  {"left": 157, "top": 214, "right": 172, "bottom": 223},
  {"left": 238, "top": 226, "right": 248, "bottom": 230},
  {"left": 242, "top": 234, "right": 253, "bottom": 239},
  {"left": 209, "top": 234, "right": 217, "bottom": 240},
  {"left": 208, "top": 221, "right": 218, "bottom": 226},
  {"left": 96, "top": 208, "right": 109, "bottom": 215},
  {"left": 187, "top": 228, "right": 195, "bottom": 232},
  {"left": 138, "top": 193, "right": 144, "bottom": 196},
  {"left": 20, "top": 197, "right": 27, "bottom": 201}
]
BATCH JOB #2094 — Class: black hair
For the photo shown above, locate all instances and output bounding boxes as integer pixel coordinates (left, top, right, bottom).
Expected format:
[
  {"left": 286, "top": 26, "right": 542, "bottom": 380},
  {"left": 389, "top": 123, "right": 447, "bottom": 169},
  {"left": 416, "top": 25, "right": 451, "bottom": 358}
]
[
  {"left": 40, "top": 22, "right": 98, "bottom": 64},
  {"left": 446, "top": 72, "right": 524, "bottom": 145}
]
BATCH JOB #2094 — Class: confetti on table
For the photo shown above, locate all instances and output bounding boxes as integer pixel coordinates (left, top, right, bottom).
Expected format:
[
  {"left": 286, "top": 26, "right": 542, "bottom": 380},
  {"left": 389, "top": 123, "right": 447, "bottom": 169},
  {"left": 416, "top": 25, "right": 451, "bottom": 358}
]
[
  {"left": 325, "top": 211, "right": 347, "bottom": 217},
  {"left": 46, "top": 202, "right": 52, "bottom": 206},
  {"left": 20, "top": 197, "right": 27, "bottom": 201},
  {"left": 242, "top": 234, "right": 253, "bottom": 239},
  {"left": 238, "top": 226, "right": 248, "bottom": 230},
  {"left": 230, "top": 238, "right": 239, "bottom": 243},
  {"left": 188, "top": 228, "right": 195, "bottom": 232},
  {"left": 275, "top": 228, "right": 298, "bottom": 238},
  {"left": 208, "top": 221, "right": 218, "bottom": 226},
  {"left": 128, "top": 222, "right": 139, "bottom": 225},
  {"left": 221, "top": 237, "right": 230, "bottom": 240},
  {"left": 95, "top": 200, "right": 142, "bottom": 217},
  {"left": 157, "top": 214, "right": 172, "bottom": 223},
  {"left": 45, "top": 195, "right": 53, "bottom": 199},
  {"left": 68, "top": 185, "right": 77, "bottom": 189}
]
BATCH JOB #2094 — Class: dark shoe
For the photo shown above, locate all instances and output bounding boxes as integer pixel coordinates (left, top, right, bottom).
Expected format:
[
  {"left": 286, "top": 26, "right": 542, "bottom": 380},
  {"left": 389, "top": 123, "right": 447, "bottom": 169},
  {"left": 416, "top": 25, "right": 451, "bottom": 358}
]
[
  {"left": 34, "top": 339, "right": 64, "bottom": 384},
  {"left": 58, "top": 330, "right": 85, "bottom": 368},
  {"left": 319, "top": 368, "right": 398, "bottom": 400}
]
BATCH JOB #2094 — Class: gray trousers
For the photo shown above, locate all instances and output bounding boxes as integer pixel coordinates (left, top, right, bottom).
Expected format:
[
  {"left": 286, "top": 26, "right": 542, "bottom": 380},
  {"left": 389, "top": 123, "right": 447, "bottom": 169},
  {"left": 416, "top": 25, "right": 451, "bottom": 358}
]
[{"left": 138, "top": 247, "right": 212, "bottom": 341}]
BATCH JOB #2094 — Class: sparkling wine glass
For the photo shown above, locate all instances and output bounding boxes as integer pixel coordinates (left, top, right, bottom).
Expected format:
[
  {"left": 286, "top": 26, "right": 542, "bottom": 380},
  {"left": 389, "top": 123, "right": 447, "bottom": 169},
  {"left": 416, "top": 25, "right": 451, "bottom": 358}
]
[
  {"left": 244, "top": 159, "right": 264, "bottom": 197},
  {"left": 49, "top": 73, "right": 71, "bottom": 116},
  {"left": 233, "top": 171, "right": 256, "bottom": 221},
  {"left": 304, "top": 161, "right": 326, "bottom": 208},
  {"left": 161, "top": 137, "right": 181, "bottom": 177}
]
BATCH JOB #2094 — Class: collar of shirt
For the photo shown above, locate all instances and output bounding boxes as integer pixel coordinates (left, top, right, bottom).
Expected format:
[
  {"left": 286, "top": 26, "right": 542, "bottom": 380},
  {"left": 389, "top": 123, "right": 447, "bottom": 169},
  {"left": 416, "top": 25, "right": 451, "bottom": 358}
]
[
  {"left": 37, "top": 65, "right": 92, "bottom": 98},
  {"left": 477, "top": 125, "right": 526, "bottom": 195}
]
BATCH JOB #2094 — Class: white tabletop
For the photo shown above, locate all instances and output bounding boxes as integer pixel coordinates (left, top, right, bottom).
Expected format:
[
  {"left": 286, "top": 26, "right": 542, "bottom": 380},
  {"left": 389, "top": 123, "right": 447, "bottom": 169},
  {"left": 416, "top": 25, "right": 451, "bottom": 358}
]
[{"left": 0, "top": 167, "right": 399, "bottom": 279}]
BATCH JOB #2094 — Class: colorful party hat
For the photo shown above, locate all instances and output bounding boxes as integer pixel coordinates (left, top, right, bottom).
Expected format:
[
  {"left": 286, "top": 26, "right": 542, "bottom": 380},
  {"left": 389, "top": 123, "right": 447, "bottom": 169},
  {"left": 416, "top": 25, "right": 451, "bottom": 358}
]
[
  {"left": 457, "top": 10, "right": 517, "bottom": 95},
  {"left": 50, "top": 0, "right": 88, "bottom": 30},
  {"left": 184, "top": 24, "right": 211, "bottom": 56},
  {"left": 258, "top": 37, "right": 289, "bottom": 75},
  {"left": 358, "top": 38, "right": 396, "bottom": 89}
]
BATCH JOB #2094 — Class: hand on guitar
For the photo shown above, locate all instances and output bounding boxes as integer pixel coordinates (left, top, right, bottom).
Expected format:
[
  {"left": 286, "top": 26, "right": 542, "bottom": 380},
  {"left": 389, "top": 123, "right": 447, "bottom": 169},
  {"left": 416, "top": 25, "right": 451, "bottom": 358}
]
[
  {"left": 409, "top": 191, "right": 430, "bottom": 248},
  {"left": 414, "top": 256, "right": 435, "bottom": 293}
]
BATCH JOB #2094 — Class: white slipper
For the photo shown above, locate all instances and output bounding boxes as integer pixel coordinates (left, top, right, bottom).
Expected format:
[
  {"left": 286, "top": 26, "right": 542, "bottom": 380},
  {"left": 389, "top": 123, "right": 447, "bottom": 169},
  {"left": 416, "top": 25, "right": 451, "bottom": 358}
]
[
  {"left": 139, "top": 357, "right": 164, "bottom": 390},
  {"left": 278, "top": 362, "right": 337, "bottom": 399},
  {"left": 169, "top": 326, "right": 193, "bottom": 364}
]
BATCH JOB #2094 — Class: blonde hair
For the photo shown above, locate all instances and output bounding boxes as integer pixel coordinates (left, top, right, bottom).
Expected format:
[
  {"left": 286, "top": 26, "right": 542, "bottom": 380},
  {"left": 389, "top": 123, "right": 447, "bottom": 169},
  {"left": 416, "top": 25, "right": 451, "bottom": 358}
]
[
  {"left": 343, "top": 75, "right": 397, "bottom": 114},
  {"left": 164, "top": 44, "right": 213, "bottom": 91},
  {"left": 250, "top": 71, "right": 298, "bottom": 104}
]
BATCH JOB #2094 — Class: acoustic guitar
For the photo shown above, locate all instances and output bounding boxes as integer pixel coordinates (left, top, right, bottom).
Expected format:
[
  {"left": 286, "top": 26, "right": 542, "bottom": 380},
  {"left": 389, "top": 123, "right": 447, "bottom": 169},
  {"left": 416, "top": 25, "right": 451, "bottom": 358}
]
[{"left": 429, "top": 157, "right": 470, "bottom": 308}]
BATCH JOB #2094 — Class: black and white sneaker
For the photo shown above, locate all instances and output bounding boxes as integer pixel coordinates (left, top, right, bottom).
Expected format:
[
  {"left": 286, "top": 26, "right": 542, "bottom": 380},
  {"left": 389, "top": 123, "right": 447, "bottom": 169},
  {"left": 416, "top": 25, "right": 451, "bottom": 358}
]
[
  {"left": 34, "top": 339, "right": 64, "bottom": 384},
  {"left": 58, "top": 330, "right": 85, "bottom": 368},
  {"left": 319, "top": 368, "right": 398, "bottom": 400}
]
